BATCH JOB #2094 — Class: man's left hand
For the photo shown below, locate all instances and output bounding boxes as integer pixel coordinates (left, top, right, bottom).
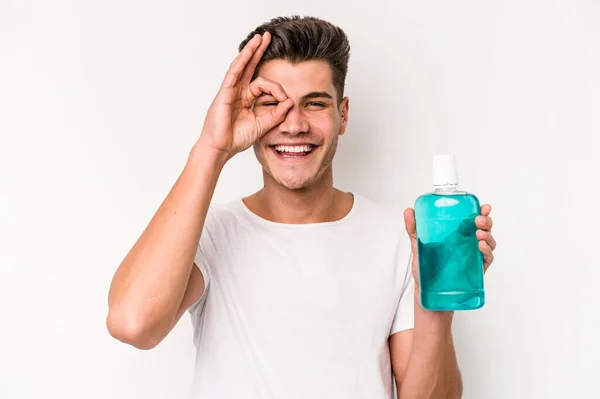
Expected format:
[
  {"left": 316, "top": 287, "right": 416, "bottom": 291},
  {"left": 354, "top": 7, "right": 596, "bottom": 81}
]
[{"left": 403, "top": 204, "right": 497, "bottom": 284}]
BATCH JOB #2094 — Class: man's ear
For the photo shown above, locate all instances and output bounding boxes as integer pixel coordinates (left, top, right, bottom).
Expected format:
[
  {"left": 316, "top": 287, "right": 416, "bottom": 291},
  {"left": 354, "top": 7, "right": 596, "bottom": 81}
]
[{"left": 339, "top": 97, "right": 350, "bottom": 135}]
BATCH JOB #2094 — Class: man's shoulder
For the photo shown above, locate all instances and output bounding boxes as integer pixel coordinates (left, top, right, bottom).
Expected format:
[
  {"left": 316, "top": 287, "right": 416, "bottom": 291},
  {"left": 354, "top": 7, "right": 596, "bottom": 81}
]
[
  {"left": 351, "top": 193, "right": 412, "bottom": 257},
  {"left": 206, "top": 199, "right": 240, "bottom": 215},
  {"left": 203, "top": 199, "right": 245, "bottom": 228},
  {"left": 353, "top": 192, "right": 406, "bottom": 226}
]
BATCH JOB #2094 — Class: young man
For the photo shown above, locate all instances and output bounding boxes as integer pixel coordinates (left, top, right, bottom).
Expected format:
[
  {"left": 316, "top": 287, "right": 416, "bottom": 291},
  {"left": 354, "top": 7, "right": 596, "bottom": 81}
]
[{"left": 107, "top": 16, "right": 496, "bottom": 399}]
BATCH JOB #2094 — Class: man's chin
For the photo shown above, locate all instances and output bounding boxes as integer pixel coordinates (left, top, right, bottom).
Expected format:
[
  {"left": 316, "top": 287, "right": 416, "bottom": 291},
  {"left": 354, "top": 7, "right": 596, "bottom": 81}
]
[
  {"left": 274, "top": 178, "right": 310, "bottom": 191},
  {"left": 269, "top": 172, "right": 315, "bottom": 191}
]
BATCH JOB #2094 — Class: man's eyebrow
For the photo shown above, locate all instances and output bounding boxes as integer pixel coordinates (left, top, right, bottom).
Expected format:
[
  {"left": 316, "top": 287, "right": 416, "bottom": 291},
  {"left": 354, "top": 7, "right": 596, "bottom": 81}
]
[
  {"left": 302, "top": 91, "right": 333, "bottom": 100},
  {"left": 255, "top": 91, "right": 334, "bottom": 101},
  {"left": 256, "top": 93, "right": 276, "bottom": 100}
]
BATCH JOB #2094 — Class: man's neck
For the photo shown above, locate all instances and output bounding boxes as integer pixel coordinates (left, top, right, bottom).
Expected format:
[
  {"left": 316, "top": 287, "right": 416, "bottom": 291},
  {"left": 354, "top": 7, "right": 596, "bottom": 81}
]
[{"left": 243, "top": 172, "right": 353, "bottom": 225}]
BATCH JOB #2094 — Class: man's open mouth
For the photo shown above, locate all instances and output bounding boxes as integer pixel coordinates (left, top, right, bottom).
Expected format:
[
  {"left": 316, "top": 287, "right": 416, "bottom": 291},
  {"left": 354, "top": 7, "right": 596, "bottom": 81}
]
[{"left": 271, "top": 144, "right": 316, "bottom": 157}]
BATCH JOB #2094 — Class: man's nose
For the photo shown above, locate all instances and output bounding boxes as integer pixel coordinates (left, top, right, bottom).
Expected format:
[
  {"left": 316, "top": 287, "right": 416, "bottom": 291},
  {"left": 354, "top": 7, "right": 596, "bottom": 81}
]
[{"left": 278, "top": 104, "right": 309, "bottom": 135}]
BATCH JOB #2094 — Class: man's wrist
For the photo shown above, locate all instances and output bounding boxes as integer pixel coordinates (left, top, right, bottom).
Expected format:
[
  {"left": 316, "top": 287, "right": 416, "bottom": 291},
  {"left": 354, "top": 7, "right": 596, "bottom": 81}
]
[
  {"left": 413, "top": 283, "right": 455, "bottom": 332},
  {"left": 179, "top": 139, "right": 229, "bottom": 191},
  {"left": 189, "top": 137, "right": 230, "bottom": 171}
]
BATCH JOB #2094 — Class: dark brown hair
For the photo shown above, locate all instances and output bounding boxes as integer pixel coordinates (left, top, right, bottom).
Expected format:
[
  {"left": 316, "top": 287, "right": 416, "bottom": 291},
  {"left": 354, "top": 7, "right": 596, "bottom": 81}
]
[{"left": 239, "top": 16, "right": 351, "bottom": 103}]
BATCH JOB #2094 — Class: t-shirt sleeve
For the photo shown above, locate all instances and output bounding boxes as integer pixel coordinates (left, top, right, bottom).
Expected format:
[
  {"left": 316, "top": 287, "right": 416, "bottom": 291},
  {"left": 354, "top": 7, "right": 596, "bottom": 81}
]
[
  {"left": 390, "top": 251, "right": 415, "bottom": 335},
  {"left": 188, "top": 224, "right": 212, "bottom": 316}
]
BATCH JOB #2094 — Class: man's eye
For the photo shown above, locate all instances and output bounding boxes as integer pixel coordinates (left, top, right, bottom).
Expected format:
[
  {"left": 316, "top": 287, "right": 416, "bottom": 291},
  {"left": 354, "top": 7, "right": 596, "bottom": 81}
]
[
  {"left": 261, "top": 102, "right": 279, "bottom": 107},
  {"left": 307, "top": 102, "right": 325, "bottom": 108}
]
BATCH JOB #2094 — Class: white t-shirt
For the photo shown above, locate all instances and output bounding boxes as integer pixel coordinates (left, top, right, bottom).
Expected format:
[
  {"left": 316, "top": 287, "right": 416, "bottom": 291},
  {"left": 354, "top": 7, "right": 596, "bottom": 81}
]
[{"left": 188, "top": 193, "right": 415, "bottom": 399}]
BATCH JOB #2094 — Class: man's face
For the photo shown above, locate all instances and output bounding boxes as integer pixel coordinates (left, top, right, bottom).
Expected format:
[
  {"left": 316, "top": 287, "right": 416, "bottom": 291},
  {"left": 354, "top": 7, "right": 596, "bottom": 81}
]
[{"left": 252, "top": 59, "right": 349, "bottom": 190}]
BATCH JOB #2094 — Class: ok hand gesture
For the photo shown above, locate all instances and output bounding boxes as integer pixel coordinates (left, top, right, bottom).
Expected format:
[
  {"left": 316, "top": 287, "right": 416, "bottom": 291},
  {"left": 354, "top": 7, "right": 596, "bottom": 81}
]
[{"left": 199, "top": 32, "right": 293, "bottom": 161}]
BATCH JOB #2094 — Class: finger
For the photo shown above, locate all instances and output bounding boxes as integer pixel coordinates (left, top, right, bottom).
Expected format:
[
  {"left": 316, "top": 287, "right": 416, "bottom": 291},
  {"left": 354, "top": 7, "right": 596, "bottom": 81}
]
[
  {"left": 248, "top": 77, "right": 288, "bottom": 102},
  {"left": 479, "top": 240, "right": 494, "bottom": 272},
  {"left": 476, "top": 215, "right": 493, "bottom": 231},
  {"left": 403, "top": 208, "right": 417, "bottom": 238},
  {"left": 240, "top": 32, "right": 271, "bottom": 86},
  {"left": 255, "top": 98, "right": 294, "bottom": 137},
  {"left": 221, "top": 34, "right": 263, "bottom": 89},
  {"left": 480, "top": 204, "right": 492, "bottom": 217},
  {"left": 476, "top": 229, "right": 497, "bottom": 251}
]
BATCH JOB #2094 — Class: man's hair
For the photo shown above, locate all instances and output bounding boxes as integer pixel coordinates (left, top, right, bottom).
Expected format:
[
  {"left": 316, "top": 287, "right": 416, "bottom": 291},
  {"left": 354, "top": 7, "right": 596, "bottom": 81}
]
[{"left": 239, "top": 16, "right": 350, "bottom": 103}]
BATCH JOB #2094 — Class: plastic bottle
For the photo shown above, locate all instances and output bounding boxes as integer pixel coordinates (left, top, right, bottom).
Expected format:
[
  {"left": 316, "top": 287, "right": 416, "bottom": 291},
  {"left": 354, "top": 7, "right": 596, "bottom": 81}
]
[{"left": 414, "top": 154, "right": 485, "bottom": 311}]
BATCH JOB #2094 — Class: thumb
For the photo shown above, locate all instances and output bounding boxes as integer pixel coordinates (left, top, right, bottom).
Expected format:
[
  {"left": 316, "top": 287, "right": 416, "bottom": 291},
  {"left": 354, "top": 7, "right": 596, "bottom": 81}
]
[
  {"left": 255, "top": 99, "right": 293, "bottom": 136},
  {"left": 403, "top": 208, "right": 417, "bottom": 241}
]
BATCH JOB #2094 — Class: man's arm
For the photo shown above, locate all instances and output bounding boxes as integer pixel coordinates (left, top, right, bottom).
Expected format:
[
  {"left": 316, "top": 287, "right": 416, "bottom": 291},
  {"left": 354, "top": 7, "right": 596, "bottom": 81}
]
[
  {"left": 391, "top": 205, "right": 495, "bottom": 398},
  {"left": 106, "top": 144, "right": 226, "bottom": 350},
  {"left": 390, "top": 289, "right": 463, "bottom": 399},
  {"left": 106, "top": 31, "right": 292, "bottom": 350}
]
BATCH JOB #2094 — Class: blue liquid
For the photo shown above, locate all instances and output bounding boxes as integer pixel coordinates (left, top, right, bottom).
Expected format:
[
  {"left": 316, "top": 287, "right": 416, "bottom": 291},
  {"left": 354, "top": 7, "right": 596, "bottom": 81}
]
[{"left": 414, "top": 191, "right": 485, "bottom": 311}]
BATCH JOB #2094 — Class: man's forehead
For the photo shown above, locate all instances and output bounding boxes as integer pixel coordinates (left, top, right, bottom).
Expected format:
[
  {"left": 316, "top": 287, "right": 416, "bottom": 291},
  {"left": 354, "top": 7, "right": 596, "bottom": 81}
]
[{"left": 256, "top": 59, "right": 336, "bottom": 96}]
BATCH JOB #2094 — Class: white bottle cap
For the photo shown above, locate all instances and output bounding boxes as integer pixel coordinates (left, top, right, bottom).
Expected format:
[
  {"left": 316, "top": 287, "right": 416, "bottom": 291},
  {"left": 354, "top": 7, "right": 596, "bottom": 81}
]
[{"left": 432, "top": 154, "right": 459, "bottom": 190}]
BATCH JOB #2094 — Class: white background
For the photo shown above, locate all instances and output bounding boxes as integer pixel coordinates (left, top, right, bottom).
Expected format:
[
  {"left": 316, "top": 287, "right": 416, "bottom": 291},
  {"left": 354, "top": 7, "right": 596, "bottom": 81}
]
[{"left": 1, "top": 0, "right": 599, "bottom": 398}]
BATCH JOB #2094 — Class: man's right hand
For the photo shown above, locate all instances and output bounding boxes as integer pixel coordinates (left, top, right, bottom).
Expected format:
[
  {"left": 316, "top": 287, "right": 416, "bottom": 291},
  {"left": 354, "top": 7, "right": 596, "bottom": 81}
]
[{"left": 198, "top": 31, "right": 293, "bottom": 161}]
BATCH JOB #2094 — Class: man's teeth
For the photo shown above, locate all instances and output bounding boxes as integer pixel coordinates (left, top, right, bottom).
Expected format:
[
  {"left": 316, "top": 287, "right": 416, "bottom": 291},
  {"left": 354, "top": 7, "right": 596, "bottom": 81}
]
[{"left": 274, "top": 145, "right": 313, "bottom": 153}]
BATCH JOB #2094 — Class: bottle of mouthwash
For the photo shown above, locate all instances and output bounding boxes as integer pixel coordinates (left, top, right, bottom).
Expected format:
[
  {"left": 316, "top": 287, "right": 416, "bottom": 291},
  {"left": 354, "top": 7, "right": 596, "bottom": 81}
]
[{"left": 414, "top": 154, "right": 485, "bottom": 311}]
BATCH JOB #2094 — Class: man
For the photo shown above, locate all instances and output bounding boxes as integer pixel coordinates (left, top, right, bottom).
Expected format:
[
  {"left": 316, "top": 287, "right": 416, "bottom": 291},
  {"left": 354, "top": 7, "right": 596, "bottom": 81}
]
[{"left": 107, "top": 16, "right": 496, "bottom": 398}]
